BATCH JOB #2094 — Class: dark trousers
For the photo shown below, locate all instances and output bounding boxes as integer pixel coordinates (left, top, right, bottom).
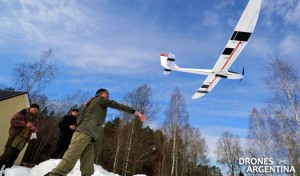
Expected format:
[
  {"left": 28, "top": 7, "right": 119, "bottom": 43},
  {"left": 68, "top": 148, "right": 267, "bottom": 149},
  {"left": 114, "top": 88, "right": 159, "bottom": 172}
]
[
  {"left": 51, "top": 137, "right": 72, "bottom": 159},
  {"left": 0, "top": 137, "right": 22, "bottom": 169}
]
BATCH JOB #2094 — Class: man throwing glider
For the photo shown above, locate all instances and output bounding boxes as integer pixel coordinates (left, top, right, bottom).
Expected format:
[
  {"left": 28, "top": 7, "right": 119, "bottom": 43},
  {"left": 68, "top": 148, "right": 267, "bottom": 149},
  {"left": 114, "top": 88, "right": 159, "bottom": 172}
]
[{"left": 47, "top": 88, "right": 146, "bottom": 176}]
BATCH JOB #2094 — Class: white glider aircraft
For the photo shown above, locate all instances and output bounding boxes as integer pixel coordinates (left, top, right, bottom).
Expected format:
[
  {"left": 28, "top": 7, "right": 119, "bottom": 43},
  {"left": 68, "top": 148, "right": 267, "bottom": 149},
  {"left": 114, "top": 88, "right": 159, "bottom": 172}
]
[{"left": 160, "top": 0, "right": 261, "bottom": 99}]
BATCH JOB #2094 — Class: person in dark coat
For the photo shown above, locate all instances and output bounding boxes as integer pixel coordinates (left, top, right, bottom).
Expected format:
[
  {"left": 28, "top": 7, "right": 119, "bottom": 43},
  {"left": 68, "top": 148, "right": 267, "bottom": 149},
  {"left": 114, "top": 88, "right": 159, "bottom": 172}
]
[
  {"left": 0, "top": 104, "right": 39, "bottom": 170},
  {"left": 51, "top": 108, "right": 78, "bottom": 159}
]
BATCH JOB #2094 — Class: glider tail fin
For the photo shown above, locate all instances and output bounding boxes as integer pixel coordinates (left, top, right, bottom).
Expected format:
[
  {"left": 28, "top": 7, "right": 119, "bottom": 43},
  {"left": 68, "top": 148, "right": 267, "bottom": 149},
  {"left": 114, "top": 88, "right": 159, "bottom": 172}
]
[{"left": 160, "top": 52, "right": 179, "bottom": 74}]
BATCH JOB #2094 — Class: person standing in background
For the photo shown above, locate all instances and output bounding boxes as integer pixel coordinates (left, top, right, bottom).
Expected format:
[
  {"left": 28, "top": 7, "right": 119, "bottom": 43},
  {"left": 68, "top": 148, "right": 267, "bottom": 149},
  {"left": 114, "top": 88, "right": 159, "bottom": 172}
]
[
  {"left": 0, "top": 104, "right": 39, "bottom": 170},
  {"left": 51, "top": 108, "right": 78, "bottom": 159}
]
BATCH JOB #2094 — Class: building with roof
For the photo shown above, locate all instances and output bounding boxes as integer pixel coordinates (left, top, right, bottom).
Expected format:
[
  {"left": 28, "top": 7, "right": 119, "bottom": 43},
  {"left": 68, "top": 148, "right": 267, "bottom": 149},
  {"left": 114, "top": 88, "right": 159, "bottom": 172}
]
[{"left": 0, "top": 90, "right": 30, "bottom": 166}]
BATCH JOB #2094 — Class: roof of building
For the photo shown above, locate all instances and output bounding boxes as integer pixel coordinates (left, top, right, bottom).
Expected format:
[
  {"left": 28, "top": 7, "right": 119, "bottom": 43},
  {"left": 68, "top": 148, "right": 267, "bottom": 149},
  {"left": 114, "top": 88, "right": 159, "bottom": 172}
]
[{"left": 0, "top": 90, "right": 28, "bottom": 101}]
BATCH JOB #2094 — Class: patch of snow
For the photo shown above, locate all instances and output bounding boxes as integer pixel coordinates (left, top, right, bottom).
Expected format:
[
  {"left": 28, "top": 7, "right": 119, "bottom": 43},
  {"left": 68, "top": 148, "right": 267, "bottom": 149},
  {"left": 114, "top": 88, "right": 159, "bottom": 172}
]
[{"left": 3, "top": 159, "right": 146, "bottom": 176}]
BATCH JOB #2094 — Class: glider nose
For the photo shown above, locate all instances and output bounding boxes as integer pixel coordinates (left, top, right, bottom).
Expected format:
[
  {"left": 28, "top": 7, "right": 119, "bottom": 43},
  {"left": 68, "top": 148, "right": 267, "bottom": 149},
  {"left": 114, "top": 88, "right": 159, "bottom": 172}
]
[{"left": 239, "top": 74, "right": 244, "bottom": 79}]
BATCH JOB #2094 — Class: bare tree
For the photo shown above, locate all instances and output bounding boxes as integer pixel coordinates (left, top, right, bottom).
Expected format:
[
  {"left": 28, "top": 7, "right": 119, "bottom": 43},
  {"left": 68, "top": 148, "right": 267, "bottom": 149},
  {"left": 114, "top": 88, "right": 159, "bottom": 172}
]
[
  {"left": 13, "top": 49, "right": 57, "bottom": 103},
  {"left": 164, "top": 88, "right": 189, "bottom": 176},
  {"left": 246, "top": 108, "right": 277, "bottom": 176},
  {"left": 216, "top": 131, "right": 242, "bottom": 176},
  {"left": 267, "top": 58, "right": 300, "bottom": 138},
  {"left": 273, "top": 112, "right": 299, "bottom": 175},
  {"left": 247, "top": 108, "right": 272, "bottom": 159},
  {"left": 266, "top": 58, "right": 300, "bottom": 173},
  {"left": 48, "top": 90, "right": 90, "bottom": 117},
  {"left": 120, "top": 84, "right": 159, "bottom": 176},
  {"left": 181, "top": 126, "right": 208, "bottom": 175}
]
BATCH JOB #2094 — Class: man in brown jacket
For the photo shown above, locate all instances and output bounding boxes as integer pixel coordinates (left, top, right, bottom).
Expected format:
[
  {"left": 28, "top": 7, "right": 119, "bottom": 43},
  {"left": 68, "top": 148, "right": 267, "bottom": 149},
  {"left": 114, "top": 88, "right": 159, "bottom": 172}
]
[
  {"left": 0, "top": 104, "right": 39, "bottom": 170},
  {"left": 47, "top": 89, "right": 146, "bottom": 176}
]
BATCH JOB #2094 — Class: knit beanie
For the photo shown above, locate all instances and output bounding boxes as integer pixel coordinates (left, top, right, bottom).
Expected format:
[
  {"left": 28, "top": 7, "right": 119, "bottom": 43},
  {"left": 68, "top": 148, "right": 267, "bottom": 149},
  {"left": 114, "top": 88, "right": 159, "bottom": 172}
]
[
  {"left": 71, "top": 108, "right": 79, "bottom": 112},
  {"left": 95, "top": 88, "right": 108, "bottom": 96},
  {"left": 30, "top": 103, "right": 40, "bottom": 110}
]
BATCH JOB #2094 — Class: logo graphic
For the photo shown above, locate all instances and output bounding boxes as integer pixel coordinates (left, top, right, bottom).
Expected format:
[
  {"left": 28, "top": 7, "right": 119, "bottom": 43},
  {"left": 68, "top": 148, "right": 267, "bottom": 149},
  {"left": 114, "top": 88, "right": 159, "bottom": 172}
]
[
  {"left": 239, "top": 158, "right": 296, "bottom": 174},
  {"left": 276, "top": 159, "right": 289, "bottom": 165}
]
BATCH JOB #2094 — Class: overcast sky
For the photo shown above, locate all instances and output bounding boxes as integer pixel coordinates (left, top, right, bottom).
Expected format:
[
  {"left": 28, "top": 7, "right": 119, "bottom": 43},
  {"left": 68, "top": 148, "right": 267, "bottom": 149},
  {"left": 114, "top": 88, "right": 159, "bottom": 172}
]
[{"left": 1, "top": 0, "right": 300, "bottom": 162}]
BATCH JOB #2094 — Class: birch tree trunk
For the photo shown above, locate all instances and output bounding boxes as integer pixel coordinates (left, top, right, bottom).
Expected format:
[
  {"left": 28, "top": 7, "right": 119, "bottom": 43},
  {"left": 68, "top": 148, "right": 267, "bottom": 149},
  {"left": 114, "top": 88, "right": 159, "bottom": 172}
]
[
  {"left": 165, "top": 89, "right": 188, "bottom": 176},
  {"left": 170, "top": 109, "right": 178, "bottom": 176},
  {"left": 122, "top": 119, "right": 135, "bottom": 176},
  {"left": 113, "top": 128, "right": 121, "bottom": 173}
]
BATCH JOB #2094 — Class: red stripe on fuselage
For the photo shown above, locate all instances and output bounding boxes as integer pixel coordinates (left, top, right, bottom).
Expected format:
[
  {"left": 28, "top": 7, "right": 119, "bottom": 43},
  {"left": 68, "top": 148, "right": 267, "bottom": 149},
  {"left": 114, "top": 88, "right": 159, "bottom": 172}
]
[{"left": 205, "top": 40, "right": 242, "bottom": 91}]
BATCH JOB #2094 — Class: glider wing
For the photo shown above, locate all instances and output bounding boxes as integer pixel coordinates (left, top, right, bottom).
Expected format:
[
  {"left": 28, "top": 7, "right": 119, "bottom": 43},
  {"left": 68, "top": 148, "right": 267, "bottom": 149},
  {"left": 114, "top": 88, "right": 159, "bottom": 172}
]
[
  {"left": 192, "top": 75, "right": 221, "bottom": 99},
  {"left": 212, "top": 0, "right": 261, "bottom": 72}
]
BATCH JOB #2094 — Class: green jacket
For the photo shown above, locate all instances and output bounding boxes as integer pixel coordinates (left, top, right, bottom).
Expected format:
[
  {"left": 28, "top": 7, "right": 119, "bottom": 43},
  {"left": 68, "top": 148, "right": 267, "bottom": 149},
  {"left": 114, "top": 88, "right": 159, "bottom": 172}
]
[{"left": 76, "top": 96, "right": 135, "bottom": 141}]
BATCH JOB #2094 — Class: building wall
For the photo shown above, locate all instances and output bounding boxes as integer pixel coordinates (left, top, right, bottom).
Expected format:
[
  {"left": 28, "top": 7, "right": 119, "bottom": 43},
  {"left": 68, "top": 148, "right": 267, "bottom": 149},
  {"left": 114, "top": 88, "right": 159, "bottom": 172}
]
[{"left": 0, "top": 94, "right": 30, "bottom": 165}]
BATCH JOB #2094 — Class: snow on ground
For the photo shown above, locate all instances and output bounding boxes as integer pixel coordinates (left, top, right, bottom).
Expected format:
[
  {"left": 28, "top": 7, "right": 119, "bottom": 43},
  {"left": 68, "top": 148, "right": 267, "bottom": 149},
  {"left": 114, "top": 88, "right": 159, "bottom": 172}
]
[{"left": 1, "top": 159, "right": 146, "bottom": 176}]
